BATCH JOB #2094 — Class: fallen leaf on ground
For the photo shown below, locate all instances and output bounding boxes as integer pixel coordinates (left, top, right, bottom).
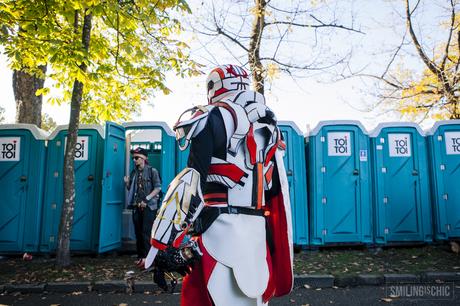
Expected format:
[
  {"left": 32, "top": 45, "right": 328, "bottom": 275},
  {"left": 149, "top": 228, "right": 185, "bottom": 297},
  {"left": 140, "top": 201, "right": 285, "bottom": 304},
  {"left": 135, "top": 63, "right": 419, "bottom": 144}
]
[
  {"left": 380, "top": 298, "right": 393, "bottom": 303},
  {"left": 303, "top": 284, "right": 311, "bottom": 289}
]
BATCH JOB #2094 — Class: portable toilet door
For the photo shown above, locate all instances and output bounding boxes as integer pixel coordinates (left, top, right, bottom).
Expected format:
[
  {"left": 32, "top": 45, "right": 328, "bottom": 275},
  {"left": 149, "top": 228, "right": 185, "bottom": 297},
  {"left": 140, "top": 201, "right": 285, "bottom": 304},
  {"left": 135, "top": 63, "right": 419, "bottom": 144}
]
[
  {"left": 427, "top": 120, "right": 460, "bottom": 240},
  {"left": 370, "top": 123, "right": 432, "bottom": 244},
  {"left": 98, "top": 121, "right": 125, "bottom": 253},
  {"left": 123, "top": 122, "right": 176, "bottom": 192},
  {"left": 278, "top": 121, "right": 309, "bottom": 247},
  {"left": 122, "top": 122, "right": 176, "bottom": 243},
  {"left": 0, "top": 124, "right": 48, "bottom": 253},
  {"left": 308, "top": 121, "right": 373, "bottom": 246},
  {"left": 40, "top": 125, "right": 104, "bottom": 252}
]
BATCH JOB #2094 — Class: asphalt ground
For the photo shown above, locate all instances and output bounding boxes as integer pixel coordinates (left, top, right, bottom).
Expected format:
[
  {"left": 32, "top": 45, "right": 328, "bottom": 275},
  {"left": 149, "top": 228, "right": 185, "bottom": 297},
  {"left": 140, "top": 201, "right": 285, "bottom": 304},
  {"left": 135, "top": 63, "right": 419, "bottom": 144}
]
[{"left": 1, "top": 284, "right": 460, "bottom": 306}]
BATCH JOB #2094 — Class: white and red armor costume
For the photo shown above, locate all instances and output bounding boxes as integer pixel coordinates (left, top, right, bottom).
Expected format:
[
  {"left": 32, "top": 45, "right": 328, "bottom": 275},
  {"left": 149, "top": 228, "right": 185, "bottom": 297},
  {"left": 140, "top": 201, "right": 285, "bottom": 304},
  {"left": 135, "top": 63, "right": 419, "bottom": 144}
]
[{"left": 146, "top": 65, "right": 293, "bottom": 305}]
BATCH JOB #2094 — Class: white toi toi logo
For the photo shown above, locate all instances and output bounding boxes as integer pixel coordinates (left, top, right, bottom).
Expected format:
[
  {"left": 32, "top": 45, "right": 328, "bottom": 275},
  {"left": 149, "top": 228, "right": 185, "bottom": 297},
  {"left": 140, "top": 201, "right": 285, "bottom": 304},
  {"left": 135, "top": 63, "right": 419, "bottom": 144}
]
[
  {"left": 64, "top": 136, "right": 89, "bottom": 160},
  {"left": 389, "top": 134, "right": 411, "bottom": 157},
  {"left": 0, "top": 137, "right": 21, "bottom": 161},
  {"left": 445, "top": 132, "right": 460, "bottom": 155},
  {"left": 328, "top": 132, "right": 351, "bottom": 156}
]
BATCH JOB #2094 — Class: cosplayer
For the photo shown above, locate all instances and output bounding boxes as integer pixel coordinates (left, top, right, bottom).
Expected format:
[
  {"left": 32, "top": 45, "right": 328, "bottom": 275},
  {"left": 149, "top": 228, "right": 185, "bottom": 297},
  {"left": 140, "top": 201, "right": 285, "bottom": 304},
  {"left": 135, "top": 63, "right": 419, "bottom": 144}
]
[{"left": 145, "top": 64, "right": 293, "bottom": 305}]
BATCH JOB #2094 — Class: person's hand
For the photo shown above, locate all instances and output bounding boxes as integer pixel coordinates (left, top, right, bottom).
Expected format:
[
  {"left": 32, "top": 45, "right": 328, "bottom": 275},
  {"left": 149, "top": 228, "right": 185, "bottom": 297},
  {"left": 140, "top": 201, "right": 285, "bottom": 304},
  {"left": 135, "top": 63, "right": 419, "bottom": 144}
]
[
  {"left": 139, "top": 201, "right": 147, "bottom": 208},
  {"left": 123, "top": 175, "right": 129, "bottom": 185}
]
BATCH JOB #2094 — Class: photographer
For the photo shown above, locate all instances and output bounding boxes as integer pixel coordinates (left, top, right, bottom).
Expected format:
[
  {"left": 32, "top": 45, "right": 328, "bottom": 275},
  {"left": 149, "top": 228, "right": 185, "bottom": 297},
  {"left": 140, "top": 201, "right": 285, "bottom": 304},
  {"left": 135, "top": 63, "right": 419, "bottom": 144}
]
[{"left": 124, "top": 147, "right": 161, "bottom": 268}]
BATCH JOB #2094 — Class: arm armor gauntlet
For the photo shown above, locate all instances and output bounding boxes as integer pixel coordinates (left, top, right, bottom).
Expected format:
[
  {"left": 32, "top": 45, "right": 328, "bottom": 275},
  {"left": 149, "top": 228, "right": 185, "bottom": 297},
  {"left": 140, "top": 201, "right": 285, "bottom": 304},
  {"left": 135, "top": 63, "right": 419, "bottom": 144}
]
[{"left": 145, "top": 167, "right": 204, "bottom": 269}]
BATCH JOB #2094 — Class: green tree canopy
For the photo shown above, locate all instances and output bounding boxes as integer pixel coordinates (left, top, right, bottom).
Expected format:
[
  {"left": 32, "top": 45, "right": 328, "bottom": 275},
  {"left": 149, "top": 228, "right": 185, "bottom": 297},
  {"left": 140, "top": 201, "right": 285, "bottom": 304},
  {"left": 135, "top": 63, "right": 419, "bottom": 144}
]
[
  {"left": 41, "top": 113, "right": 57, "bottom": 132},
  {"left": 0, "top": 0, "right": 200, "bottom": 124}
]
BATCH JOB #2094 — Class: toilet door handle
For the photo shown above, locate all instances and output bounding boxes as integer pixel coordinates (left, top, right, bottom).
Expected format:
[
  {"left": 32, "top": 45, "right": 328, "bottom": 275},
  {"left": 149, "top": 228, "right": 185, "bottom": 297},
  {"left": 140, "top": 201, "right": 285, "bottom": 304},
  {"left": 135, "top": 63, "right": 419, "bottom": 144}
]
[{"left": 353, "top": 169, "right": 359, "bottom": 176}]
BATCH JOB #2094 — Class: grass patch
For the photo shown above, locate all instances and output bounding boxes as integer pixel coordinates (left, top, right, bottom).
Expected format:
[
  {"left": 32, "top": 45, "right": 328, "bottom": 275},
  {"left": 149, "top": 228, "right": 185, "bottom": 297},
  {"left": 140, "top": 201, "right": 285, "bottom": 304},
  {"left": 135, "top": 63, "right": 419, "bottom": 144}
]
[
  {"left": 0, "top": 244, "right": 459, "bottom": 284},
  {"left": 294, "top": 244, "right": 460, "bottom": 276}
]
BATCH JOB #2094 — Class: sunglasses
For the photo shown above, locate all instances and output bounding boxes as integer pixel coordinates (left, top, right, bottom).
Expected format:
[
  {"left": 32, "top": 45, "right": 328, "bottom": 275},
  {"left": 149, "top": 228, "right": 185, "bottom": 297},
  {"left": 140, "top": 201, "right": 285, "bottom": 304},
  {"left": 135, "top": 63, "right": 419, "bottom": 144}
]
[{"left": 133, "top": 156, "right": 144, "bottom": 161}]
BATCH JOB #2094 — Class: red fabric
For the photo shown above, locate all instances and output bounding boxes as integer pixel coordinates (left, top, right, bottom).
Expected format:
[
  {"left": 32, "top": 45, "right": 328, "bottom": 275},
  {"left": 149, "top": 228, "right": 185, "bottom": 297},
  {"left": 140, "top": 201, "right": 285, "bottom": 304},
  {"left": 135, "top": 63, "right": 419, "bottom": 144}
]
[
  {"left": 246, "top": 125, "right": 257, "bottom": 165},
  {"left": 204, "top": 201, "right": 226, "bottom": 206},
  {"left": 264, "top": 164, "right": 274, "bottom": 185},
  {"left": 181, "top": 238, "right": 217, "bottom": 306},
  {"left": 173, "top": 228, "right": 189, "bottom": 248},
  {"left": 211, "top": 67, "right": 225, "bottom": 79},
  {"left": 204, "top": 193, "right": 228, "bottom": 200},
  {"left": 214, "top": 87, "right": 229, "bottom": 97},
  {"left": 208, "top": 164, "right": 245, "bottom": 183},
  {"left": 265, "top": 192, "right": 293, "bottom": 296},
  {"left": 265, "top": 144, "right": 277, "bottom": 166},
  {"left": 262, "top": 244, "right": 275, "bottom": 302},
  {"left": 150, "top": 239, "right": 167, "bottom": 251}
]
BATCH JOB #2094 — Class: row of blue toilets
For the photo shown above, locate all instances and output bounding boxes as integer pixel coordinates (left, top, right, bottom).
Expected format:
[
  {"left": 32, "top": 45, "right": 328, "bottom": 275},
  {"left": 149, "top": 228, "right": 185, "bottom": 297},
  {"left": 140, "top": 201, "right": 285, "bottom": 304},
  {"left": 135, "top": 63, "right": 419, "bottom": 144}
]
[{"left": 0, "top": 120, "right": 459, "bottom": 254}]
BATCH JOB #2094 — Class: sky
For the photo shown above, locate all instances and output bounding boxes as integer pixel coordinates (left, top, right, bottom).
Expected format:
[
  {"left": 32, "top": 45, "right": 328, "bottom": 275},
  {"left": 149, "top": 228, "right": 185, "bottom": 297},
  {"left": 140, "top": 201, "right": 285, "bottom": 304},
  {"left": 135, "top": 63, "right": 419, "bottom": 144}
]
[{"left": 0, "top": 0, "right": 446, "bottom": 134}]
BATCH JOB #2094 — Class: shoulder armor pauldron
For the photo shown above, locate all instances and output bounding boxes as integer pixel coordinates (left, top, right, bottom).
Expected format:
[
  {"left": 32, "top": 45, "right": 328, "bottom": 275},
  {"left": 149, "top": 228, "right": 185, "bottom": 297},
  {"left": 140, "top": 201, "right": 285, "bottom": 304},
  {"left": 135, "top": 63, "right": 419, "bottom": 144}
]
[{"left": 174, "top": 105, "right": 214, "bottom": 151}]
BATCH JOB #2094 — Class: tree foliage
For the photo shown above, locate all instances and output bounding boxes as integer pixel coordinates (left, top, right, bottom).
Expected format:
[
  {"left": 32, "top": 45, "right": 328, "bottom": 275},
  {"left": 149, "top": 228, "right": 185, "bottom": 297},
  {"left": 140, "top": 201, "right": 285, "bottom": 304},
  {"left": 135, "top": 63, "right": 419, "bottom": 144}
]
[
  {"left": 1, "top": 0, "right": 199, "bottom": 267},
  {"left": 41, "top": 113, "right": 57, "bottom": 132},
  {"left": 0, "top": 0, "right": 200, "bottom": 124},
  {"left": 399, "top": 0, "right": 460, "bottom": 120},
  {"left": 347, "top": 0, "right": 460, "bottom": 121}
]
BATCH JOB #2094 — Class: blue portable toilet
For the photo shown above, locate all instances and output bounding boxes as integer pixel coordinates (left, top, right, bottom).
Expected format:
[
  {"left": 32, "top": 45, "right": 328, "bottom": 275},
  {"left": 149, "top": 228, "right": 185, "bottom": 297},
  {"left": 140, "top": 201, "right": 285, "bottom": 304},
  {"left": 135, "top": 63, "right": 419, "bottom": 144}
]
[
  {"left": 307, "top": 121, "right": 373, "bottom": 246},
  {"left": 122, "top": 122, "right": 176, "bottom": 241},
  {"left": 40, "top": 122, "right": 125, "bottom": 253},
  {"left": 278, "top": 121, "right": 309, "bottom": 247},
  {"left": 427, "top": 120, "right": 460, "bottom": 240},
  {"left": 370, "top": 123, "right": 432, "bottom": 244},
  {"left": 176, "top": 145, "right": 189, "bottom": 174},
  {"left": 0, "top": 124, "right": 48, "bottom": 253}
]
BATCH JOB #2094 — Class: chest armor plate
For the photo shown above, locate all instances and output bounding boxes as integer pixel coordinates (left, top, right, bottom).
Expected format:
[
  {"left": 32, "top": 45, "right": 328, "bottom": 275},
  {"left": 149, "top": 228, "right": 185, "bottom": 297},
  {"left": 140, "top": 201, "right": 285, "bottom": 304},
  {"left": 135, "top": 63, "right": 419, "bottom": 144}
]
[{"left": 206, "top": 98, "right": 283, "bottom": 209}]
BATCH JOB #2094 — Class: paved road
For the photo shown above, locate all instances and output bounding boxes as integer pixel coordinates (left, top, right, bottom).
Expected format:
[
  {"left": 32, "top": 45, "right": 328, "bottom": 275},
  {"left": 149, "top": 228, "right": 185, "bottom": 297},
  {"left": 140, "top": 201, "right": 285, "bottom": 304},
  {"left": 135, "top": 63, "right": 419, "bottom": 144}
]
[{"left": 1, "top": 285, "right": 459, "bottom": 306}]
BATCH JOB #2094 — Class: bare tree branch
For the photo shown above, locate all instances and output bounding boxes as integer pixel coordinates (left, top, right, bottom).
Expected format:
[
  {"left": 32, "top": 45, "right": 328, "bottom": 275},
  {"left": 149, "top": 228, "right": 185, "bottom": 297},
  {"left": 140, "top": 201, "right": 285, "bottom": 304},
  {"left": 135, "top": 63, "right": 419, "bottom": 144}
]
[
  {"left": 265, "top": 19, "right": 364, "bottom": 34},
  {"left": 441, "top": 0, "right": 456, "bottom": 71},
  {"left": 405, "top": 0, "right": 441, "bottom": 77}
]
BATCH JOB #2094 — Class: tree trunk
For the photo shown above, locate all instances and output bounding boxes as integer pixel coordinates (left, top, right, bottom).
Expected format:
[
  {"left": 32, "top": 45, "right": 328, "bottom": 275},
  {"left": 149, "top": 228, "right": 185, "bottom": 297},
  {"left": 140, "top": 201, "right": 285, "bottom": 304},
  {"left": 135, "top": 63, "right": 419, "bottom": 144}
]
[
  {"left": 248, "top": 0, "right": 266, "bottom": 94},
  {"left": 13, "top": 65, "right": 47, "bottom": 127},
  {"left": 56, "top": 11, "right": 92, "bottom": 267}
]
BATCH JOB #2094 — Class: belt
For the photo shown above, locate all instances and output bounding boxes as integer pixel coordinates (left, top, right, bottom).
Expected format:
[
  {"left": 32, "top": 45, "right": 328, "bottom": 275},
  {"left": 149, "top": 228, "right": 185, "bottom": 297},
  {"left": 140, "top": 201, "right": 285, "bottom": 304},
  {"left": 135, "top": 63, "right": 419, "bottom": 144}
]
[
  {"left": 192, "top": 205, "right": 266, "bottom": 235},
  {"left": 212, "top": 206, "right": 265, "bottom": 217}
]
